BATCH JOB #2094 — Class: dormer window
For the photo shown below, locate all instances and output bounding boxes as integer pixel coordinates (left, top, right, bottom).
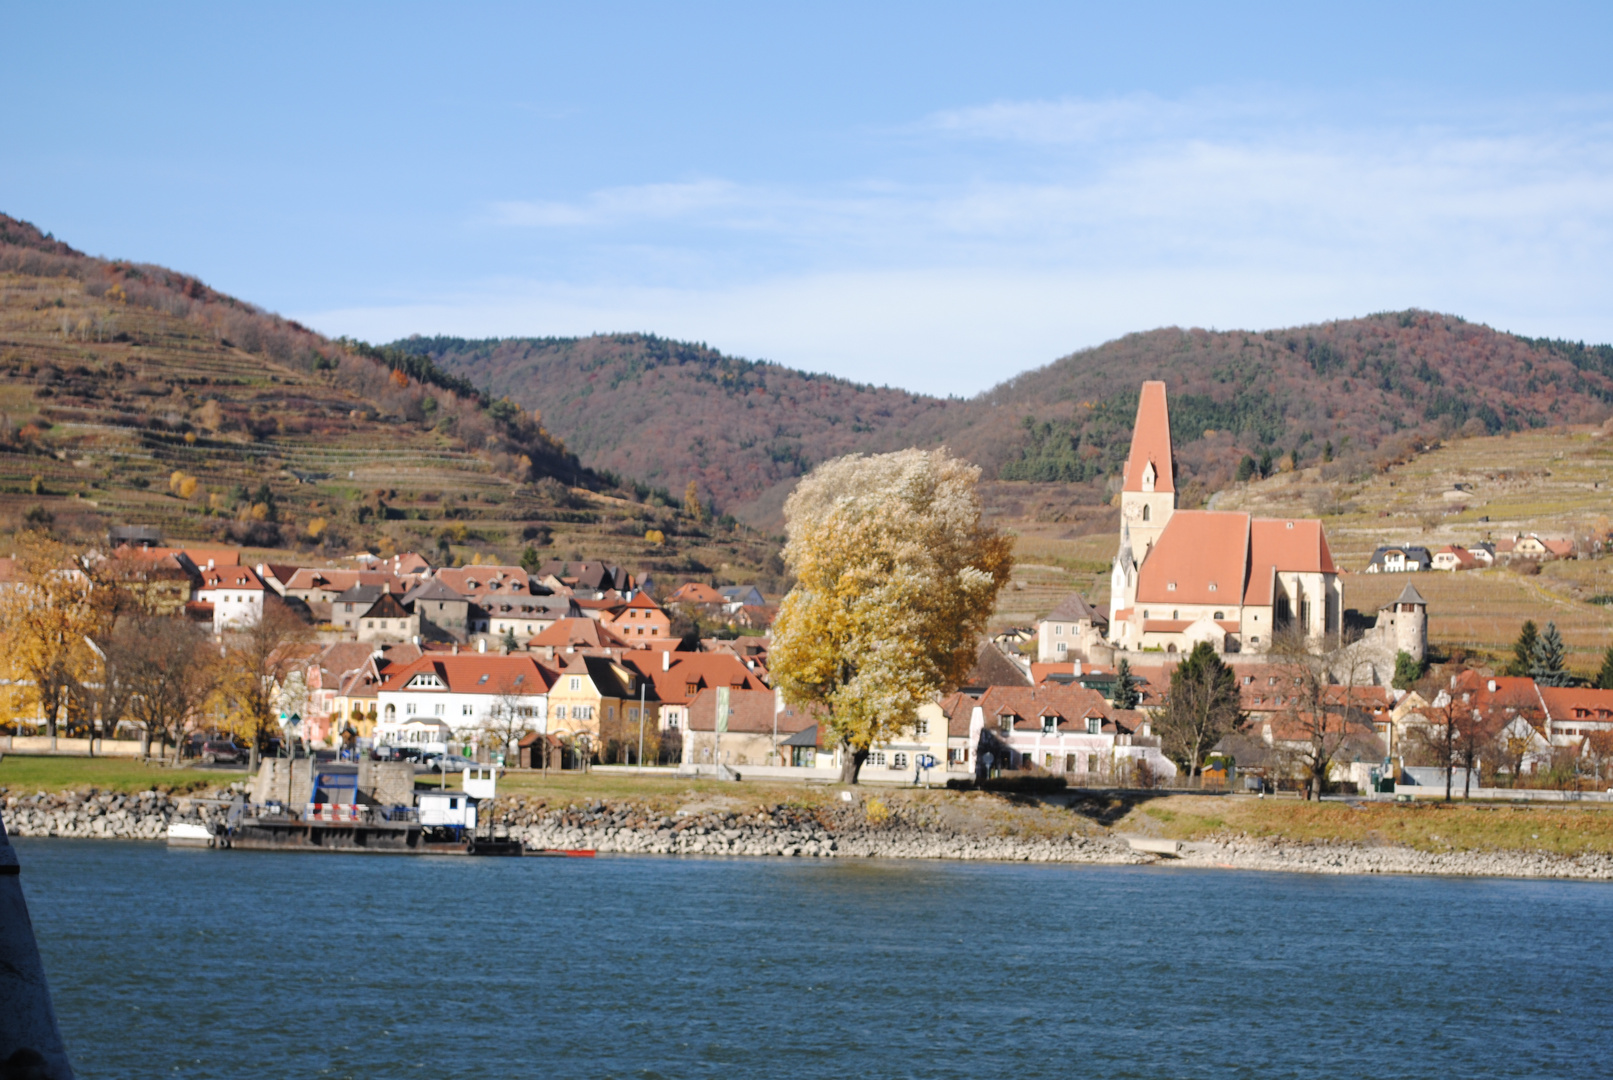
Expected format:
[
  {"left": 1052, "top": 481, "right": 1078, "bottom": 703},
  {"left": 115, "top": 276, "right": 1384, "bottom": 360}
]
[
  {"left": 1041, "top": 715, "right": 1057, "bottom": 734},
  {"left": 1086, "top": 717, "right": 1101, "bottom": 734},
  {"left": 998, "top": 713, "right": 1014, "bottom": 732},
  {"left": 1141, "top": 461, "right": 1156, "bottom": 493}
]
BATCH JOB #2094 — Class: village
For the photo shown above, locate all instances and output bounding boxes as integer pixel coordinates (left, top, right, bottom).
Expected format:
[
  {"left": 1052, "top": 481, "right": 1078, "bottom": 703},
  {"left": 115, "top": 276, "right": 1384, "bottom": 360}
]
[{"left": 2, "top": 380, "right": 1612, "bottom": 855}]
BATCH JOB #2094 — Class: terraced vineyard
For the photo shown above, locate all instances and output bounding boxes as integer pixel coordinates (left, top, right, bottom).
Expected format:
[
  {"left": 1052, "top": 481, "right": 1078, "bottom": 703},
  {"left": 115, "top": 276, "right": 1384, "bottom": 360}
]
[{"left": 0, "top": 269, "right": 773, "bottom": 579}]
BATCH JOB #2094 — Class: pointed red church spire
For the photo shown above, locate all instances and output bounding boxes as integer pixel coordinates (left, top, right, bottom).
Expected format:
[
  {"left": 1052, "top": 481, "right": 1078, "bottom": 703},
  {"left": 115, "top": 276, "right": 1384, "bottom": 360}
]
[{"left": 1122, "top": 381, "right": 1174, "bottom": 494}]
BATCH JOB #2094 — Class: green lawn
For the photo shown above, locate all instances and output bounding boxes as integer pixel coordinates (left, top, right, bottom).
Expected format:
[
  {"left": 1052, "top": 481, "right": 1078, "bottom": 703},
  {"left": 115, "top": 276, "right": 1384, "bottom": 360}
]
[{"left": 0, "top": 756, "right": 246, "bottom": 795}]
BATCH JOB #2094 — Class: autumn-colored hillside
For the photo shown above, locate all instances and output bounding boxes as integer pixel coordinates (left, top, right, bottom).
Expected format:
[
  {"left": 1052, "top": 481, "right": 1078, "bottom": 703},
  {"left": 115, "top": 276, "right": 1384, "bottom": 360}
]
[
  {"left": 407, "top": 315, "right": 1613, "bottom": 527},
  {"left": 0, "top": 214, "right": 773, "bottom": 582}
]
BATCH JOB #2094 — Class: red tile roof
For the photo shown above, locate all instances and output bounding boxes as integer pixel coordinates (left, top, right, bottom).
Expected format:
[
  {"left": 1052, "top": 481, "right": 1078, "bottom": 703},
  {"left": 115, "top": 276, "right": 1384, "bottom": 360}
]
[
  {"left": 529, "top": 618, "right": 628, "bottom": 649},
  {"left": 1122, "top": 380, "right": 1175, "bottom": 494},
  {"left": 1135, "top": 510, "right": 1249, "bottom": 606},
  {"left": 622, "top": 651, "right": 769, "bottom": 706},
  {"left": 1244, "top": 517, "right": 1336, "bottom": 604},
  {"left": 378, "top": 654, "right": 554, "bottom": 695},
  {"left": 198, "top": 566, "right": 264, "bottom": 592}
]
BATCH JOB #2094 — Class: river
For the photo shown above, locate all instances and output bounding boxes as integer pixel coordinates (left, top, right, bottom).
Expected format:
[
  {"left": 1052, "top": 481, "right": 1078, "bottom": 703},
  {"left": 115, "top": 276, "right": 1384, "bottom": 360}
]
[{"left": 14, "top": 839, "right": 1612, "bottom": 1078}]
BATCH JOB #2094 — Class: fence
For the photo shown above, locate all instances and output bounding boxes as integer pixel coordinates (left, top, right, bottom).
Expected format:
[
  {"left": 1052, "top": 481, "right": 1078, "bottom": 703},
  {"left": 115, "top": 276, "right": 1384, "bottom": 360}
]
[{"left": 0, "top": 736, "right": 148, "bottom": 758}]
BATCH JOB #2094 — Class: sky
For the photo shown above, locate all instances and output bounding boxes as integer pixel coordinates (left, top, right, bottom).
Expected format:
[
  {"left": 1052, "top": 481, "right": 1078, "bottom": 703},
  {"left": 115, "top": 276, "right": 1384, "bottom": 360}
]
[{"left": 3, "top": 2, "right": 1612, "bottom": 397}]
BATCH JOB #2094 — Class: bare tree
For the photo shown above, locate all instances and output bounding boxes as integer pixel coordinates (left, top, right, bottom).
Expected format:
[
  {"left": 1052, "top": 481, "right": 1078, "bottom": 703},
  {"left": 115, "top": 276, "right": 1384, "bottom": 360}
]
[
  {"left": 481, "top": 680, "right": 534, "bottom": 766},
  {"left": 221, "top": 596, "right": 313, "bottom": 770},
  {"left": 112, "top": 615, "right": 220, "bottom": 764},
  {"left": 1273, "top": 634, "right": 1371, "bottom": 800}
]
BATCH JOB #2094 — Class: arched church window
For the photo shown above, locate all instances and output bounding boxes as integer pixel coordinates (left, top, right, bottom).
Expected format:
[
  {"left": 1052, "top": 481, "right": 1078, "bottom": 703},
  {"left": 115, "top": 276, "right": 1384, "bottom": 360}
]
[{"left": 1141, "top": 505, "right": 1151, "bottom": 522}]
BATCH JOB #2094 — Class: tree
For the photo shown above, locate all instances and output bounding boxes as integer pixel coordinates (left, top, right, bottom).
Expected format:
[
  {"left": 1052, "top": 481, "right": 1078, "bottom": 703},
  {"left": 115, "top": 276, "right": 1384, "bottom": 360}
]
[
  {"left": 520, "top": 545, "right": 542, "bottom": 574},
  {"left": 1156, "top": 642, "right": 1241, "bottom": 780},
  {"left": 1273, "top": 637, "right": 1371, "bottom": 800},
  {"left": 0, "top": 533, "right": 122, "bottom": 739},
  {"left": 220, "top": 596, "right": 312, "bottom": 771},
  {"left": 1111, "top": 658, "right": 1140, "bottom": 710},
  {"left": 482, "top": 680, "right": 534, "bottom": 767},
  {"left": 111, "top": 614, "right": 219, "bottom": 764},
  {"left": 1391, "top": 649, "right": 1425, "bottom": 690},
  {"left": 1505, "top": 620, "right": 1538, "bottom": 677},
  {"left": 1529, "top": 621, "right": 1571, "bottom": 687},
  {"left": 1235, "top": 456, "right": 1257, "bottom": 482},
  {"left": 1595, "top": 646, "right": 1613, "bottom": 691},
  {"left": 501, "top": 626, "right": 519, "bottom": 653},
  {"left": 683, "top": 480, "right": 705, "bottom": 523},
  {"left": 770, "top": 449, "right": 1012, "bottom": 783}
]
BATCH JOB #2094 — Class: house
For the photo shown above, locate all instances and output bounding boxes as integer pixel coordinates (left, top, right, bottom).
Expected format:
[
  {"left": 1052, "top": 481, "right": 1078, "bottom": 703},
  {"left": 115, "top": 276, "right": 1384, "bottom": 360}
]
[
  {"left": 354, "top": 592, "right": 419, "bottom": 643},
  {"left": 534, "top": 560, "right": 634, "bottom": 596},
  {"left": 482, "top": 594, "right": 573, "bottom": 642},
  {"left": 958, "top": 684, "right": 1177, "bottom": 783},
  {"left": 733, "top": 604, "right": 777, "bottom": 631},
  {"left": 375, "top": 654, "right": 554, "bottom": 751},
  {"left": 283, "top": 567, "right": 405, "bottom": 607},
  {"left": 1534, "top": 686, "right": 1613, "bottom": 746},
  {"left": 667, "top": 582, "right": 726, "bottom": 607},
  {"left": 404, "top": 577, "right": 471, "bottom": 641},
  {"left": 623, "top": 650, "right": 771, "bottom": 735},
  {"left": 1365, "top": 545, "right": 1432, "bottom": 573},
  {"left": 330, "top": 584, "right": 388, "bottom": 633},
  {"left": 1108, "top": 382, "right": 1340, "bottom": 656},
  {"left": 964, "top": 639, "right": 1033, "bottom": 689},
  {"left": 1511, "top": 534, "right": 1575, "bottom": 560},
  {"left": 109, "top": 547, "right": 195, "bottom": 615},
  {"left": 196, "top": 565, "right": 266, "bottom": 632},
  {"left": 433, "top": 567, "right": 543, "bottom": 632},
  {"left": 681, "top": 687, "right": 816, "bottom": 768},
  {"left": 330, "top": 643, "right": 422, "bottom": 744},
  {"left": 606, "top": 596, "right": 680, "bottom": 648},
  {"left": 718, "top": 584, "right": 767, "bottom": 610},
  {"left": 545, "top": 653, "right": 645, "bottom": 747},
  {"left": 1430, "top": 545, "right": 1478, "bottom": 572},
  {"left": 1036, "top": 593, "right": 1108, "bottom": 662},
  {"left": 529, "top": 617, "right": 630, "bottom": 653},
  {"left": 1467, "top": 542, "right": 1496, "bottom": 567}
]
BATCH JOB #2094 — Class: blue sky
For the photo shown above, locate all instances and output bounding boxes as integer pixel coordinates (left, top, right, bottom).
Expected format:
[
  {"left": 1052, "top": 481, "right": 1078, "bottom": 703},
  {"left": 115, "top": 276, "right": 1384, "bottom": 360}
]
[{"left": 4, "top": 2, "right": 1611, "bottom": 396}]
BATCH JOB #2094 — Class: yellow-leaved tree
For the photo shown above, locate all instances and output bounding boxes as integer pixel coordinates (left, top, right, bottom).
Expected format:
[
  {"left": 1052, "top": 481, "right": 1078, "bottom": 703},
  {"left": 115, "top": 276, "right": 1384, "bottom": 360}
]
[{"left": 770, "top": 448, "right": 1012, "bottom": 783}]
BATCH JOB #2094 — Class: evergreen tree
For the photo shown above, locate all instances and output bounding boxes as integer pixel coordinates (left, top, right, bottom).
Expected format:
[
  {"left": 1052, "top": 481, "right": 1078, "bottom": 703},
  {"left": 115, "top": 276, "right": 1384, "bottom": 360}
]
[
  {"left": 1112, "top": 658, "right": 1140, "bottom": 709},
  {"left": 1158, "top": 642, "right": 1242, "bottom": 780},
  {"left": 1391, "top": 650, "right": 1424, "bottom": 690},
  {"left": 501, "top": 626, "right": 519, "bottom": 653},
  {"left": 520, "top": 545, "right": 541, "bottom": 574},
  {"left": 1506, "top": 620, "right": 1538, "bottom": 677},
  {"left": 1235, "top": 456, "right": 1257, "bottom": 482},
  {"left": 1258, "top": 449, "right": 1274, "bottom": 478},
  {"left": 1529, "top": 621, "right": 1572, "bottom": 687},
  {"left": 1596, "top": 645, "right": 1613, "bottom": 691}
]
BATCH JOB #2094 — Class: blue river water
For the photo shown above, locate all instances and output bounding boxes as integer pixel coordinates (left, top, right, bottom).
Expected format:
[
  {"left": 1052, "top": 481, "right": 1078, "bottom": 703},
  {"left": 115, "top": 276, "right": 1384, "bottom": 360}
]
[{"left": 13, "top": 839, "right": 1613, "bottom": 1079}]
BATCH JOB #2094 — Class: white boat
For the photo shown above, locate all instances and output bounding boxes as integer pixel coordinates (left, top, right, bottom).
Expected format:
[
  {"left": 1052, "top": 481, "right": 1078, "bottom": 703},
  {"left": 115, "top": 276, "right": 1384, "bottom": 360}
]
[{"left": 166, "top": 821, "right": 216, "bottom": 847}]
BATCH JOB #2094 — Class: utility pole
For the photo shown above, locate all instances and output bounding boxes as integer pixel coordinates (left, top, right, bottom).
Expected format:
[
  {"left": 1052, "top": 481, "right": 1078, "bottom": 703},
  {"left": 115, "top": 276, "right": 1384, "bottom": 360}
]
[{"left": 636, "top": 679, "right": 647, "bottom": 771}]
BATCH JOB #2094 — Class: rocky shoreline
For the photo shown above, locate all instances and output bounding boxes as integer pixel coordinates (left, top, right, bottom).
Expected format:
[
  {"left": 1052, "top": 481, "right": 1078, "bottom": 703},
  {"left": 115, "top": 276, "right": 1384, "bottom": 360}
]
[{"left": 6, "top": 790, "right": 1613, "bottom": 881}]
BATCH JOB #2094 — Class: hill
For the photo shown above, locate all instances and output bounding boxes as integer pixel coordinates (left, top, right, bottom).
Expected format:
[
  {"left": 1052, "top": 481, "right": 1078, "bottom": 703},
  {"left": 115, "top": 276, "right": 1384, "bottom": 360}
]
[
  {"left": 0, "top": 214, "right": 774, "bottom": 582},
  {"left": 403, "top": 315, "right": 1613, "bottom": 527}
]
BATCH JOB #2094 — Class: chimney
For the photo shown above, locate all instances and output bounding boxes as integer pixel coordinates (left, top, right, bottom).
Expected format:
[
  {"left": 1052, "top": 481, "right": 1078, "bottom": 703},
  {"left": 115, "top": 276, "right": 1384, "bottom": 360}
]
[
  {"left": 662, "top": 650, "right": 671, "bottom": 672},
  {"left": 207, "top": 558, "right": 215, "bottom": 570},
  {"left": 1488, "top": 679, "right": 1497, "bottom": 692},
  {"left": 477, "top": 638, "right": 486, "bottom": 654},
  {"left": 452, "top": 643, "right": 459, "bottom": 655}
]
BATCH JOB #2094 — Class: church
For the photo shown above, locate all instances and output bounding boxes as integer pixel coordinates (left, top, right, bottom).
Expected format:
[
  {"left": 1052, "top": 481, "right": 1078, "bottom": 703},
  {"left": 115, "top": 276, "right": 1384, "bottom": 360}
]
[{"left": 1108, "top": 381, "right": 1342, "bottom": 655}]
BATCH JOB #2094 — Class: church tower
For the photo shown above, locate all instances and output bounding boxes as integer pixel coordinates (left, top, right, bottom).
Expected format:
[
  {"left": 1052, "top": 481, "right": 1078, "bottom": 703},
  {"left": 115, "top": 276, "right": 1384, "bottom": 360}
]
[{"left": 1118, "top": 380, "right": 1176, "bottom": 558}]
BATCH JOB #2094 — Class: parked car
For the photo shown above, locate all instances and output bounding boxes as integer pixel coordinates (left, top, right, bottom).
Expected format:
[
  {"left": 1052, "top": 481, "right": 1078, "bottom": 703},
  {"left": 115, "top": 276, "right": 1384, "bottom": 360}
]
[
  {"left": 372, "top": 745, "right": 423, "bottom": 763},
  {"left": 196, "top": 738, "right": 249, "bottom": 765},
  {"left": 419, "top": 754, "right": 476, "bottom": 774}
]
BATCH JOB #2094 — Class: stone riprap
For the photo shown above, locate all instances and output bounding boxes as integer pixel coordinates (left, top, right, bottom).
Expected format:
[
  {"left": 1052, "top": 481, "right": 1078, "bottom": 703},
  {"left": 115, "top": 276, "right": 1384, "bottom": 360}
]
[
  {"left": 2, "top": 790, "right": 227, "bottom": 840},
  {"left": 502, "top": 800, "right": 1146, "bottom": 864},
  {"left": 1175, "top": 837, "right": 1613, "bottom": 880},
  {"left": 7, "top": 789, "right": 1613, "bottom": 881}
]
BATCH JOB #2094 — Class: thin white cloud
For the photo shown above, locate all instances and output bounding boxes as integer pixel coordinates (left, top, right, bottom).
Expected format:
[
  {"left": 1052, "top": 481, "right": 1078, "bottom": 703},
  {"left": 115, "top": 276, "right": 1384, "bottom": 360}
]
[{"left": 311, "top": 91, "right": 1613, "bottom": 395}]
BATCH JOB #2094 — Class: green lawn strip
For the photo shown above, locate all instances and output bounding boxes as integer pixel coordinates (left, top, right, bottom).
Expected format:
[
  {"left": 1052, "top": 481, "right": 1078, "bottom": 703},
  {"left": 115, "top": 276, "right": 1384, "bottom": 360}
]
[
  {"left": 0, "top": 756, "right": 245, "bottom": 795},
  {"left": 1131, "top": 795, "right": 1613, "bottom": 856}
]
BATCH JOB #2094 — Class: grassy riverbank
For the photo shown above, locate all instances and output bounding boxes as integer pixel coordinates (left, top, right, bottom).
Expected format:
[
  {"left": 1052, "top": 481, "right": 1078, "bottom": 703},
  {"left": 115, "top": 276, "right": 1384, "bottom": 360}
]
[
  {"left": 0, "top": 756, "right": 246, "bottom": 795},
  {"left": 1128, "top": 794, "right": 1613, "bottom": 858}
]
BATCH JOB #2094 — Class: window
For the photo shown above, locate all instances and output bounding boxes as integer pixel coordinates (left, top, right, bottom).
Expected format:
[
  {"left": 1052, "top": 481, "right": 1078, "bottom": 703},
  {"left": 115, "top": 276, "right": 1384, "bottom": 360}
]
[
  {"left": 668, "top": 712, "right": 680, "bottom": 730},
  {"left": 1214, "top": 611, "right": 1224, "bottom": 620},
  {"left": 1041, "top": 715, "right": 1056, "bottom": 733},
  {"left": 462, "top": 705, "right": 473, "bottom": 716},
  {"left": 345, "top": 603, "right": 354, "bottom": 613},
  {"left": 384, "top": 704, "right": 396, "bottom": 720},
  {"left": 892, "top": 752, "right": 908, "bottom": 769},
  {"left": 1057, "top": 642, "right": 1066, "bottom": 653},
  {"left": 555, "top": 706, "right": 567, "bottom": 720},
  {"left": 1086, "top": 717, "right": 1100, "bottom": 734},
  {"left": 478, "top": 674, "right": 489, "bottom": 684},
  {"left": 1044, "top": 753, "right": 1055, "bottom": 769},
  {"left": 406, "top": 703, "right": 417, "bottom": 715},
  {"left": 1167, "top": 582, "right": 1176, "bottom": 592},
  {"left": 433, "top": 704, "right": 444, "bottom": 717},
  {"left": 915, "top": 717, "right": 928, "bottom": 735},
  {"left": 569, "top": 677, "right": 581, "bottom": 691},
  {"left": 1054, "top": 625, "right": 1063, "bottom": 636},
  {"left": 1141, "top": 504, "right": 1151, "bottom": 522},
  {"left": 868, "top": 751, "right": 887, "bottom": 766},
  {"left": 1172, "top": 610, "right": 1179, "bottom": 620},
  {"left": 998, "top": 713, "right": 1013, "bottom": 732}
]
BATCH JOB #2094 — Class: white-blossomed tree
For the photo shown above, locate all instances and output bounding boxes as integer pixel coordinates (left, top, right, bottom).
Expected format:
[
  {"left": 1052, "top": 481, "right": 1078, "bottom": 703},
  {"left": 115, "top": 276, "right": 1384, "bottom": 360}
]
[{"left": 770, "top": 448, "right": 1012, "bottom": 784}]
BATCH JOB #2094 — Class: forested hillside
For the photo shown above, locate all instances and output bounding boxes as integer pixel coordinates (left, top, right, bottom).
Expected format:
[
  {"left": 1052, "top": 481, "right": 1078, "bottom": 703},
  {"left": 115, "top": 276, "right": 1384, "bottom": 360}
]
[
  {"left": 405, "top": 314, "right": 1613, "bottom": 525},
  {"left": 396, "top": 334, "right": 962, "bottom": 523},
  {"left": 0, "top": 214, "right": 771, "bottom": 580}
]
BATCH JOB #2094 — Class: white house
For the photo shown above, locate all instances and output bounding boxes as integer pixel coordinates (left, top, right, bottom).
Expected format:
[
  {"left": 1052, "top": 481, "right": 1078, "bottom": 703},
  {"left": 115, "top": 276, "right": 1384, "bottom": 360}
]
[
  {"left": 1037, "top": 593, "right": 1108, "bottom": 662},
  {"left": 196, "top": 566, "right": 266, "bottom": 633},
  {"left": 375, "top": 654, "right": 552, "bottom": 752}
]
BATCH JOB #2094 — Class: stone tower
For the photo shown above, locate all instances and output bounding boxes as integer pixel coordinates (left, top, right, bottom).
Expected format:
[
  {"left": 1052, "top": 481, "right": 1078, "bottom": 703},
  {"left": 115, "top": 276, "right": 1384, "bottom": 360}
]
[
  {"left": 1118, "top": 381, "right": 1176, "bottom": 560},
  {"left": 1389, "top": 582, "right": 1429, "bottom": 662}
]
